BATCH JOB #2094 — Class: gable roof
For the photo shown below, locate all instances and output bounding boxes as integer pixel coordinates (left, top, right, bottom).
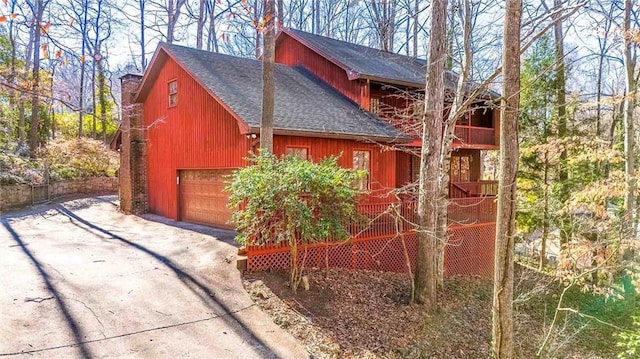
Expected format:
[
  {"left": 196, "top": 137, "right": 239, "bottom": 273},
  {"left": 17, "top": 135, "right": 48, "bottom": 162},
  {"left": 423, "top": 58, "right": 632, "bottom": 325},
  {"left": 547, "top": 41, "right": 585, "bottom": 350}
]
[
  {"left": 280, "top": 28, "right": 500, "bottom": 99},
  {"left": 135, "top": 43, "right": 408, "bottom": 142},
  {"left": 281, "top": 28, "right": 456, "bottom": 88}
]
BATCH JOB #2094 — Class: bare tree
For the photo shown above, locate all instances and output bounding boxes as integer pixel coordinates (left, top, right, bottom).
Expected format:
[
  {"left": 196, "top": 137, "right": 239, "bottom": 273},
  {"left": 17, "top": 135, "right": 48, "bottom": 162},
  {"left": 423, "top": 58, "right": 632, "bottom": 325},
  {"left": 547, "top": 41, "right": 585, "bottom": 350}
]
[
  {"left": 206, "top": 0, "right": 218, "bottom": 52},
  {"left": 139, "top": 0, "right": 146, "bottom": 68},
  {"left": 26, "top": 0, "right": 51, "bottom": 156},
  {"left": 196, "top": 0, "right": 207, "bottom": 49},
  {"left": 167, "top": 0, "right": 188, "bottom": 43},
  {"left": 622, "top": 0, "right": 637, "bottom": 235},
  {"left": 435, "top": 0, "right": 473, "bottom": 285},
  {"left": 492, "top": 0, "right": 522, "bottom": 356},
  {"left": 365, "top": 0, "right": 398, "bottom": 51},
  {"left": 414, "top": 0, "right": 447, "bottom": 308}
]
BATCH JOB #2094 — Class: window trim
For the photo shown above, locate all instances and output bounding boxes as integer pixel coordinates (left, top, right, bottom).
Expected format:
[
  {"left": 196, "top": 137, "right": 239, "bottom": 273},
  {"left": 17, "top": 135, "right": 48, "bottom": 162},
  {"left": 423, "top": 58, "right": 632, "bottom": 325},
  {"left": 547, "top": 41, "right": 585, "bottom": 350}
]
[{"left": 168, "top": 79, "right": 178, "bottom": 108}]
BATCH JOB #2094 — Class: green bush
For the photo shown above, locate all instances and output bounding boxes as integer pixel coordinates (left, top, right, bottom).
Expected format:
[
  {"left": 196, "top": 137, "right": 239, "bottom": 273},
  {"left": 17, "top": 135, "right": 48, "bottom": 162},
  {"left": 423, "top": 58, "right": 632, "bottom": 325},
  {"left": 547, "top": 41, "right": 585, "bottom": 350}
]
[
  {"left": 618, "top": 316, "right": 640, "bottom": 359},
  {"left": 227, "top": 151, "right": 364, "bottom": 292}
]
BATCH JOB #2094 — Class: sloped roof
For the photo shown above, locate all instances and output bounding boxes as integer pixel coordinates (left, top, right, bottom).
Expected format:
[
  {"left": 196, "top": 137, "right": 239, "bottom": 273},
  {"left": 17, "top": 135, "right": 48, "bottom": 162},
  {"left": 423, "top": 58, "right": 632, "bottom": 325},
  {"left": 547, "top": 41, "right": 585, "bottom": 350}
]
[
  {"left": 282, "top": 28, "right": 460, "bottom": 88},
  {"left": 136, "top": 43, "right": 408, "bottom": 142},
  {"left": 281, "top": 29, "right": 503, "bottom": 99}
]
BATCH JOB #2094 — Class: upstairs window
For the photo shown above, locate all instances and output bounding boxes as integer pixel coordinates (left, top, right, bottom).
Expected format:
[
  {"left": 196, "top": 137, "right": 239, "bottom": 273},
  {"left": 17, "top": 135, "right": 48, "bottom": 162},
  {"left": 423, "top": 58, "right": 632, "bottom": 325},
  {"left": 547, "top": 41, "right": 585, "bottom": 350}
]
[
  {"left": 353, "top": 150, "right": 371, "bottom": 191},
  {"left": 168, "top": 80, "right": 178, "bottom": 107},
  {"left": 370, "top": 98, "right": 380, "bottom": 114},
  {"left": 285, "top": 146, "right": 309, "bottom": 160}
]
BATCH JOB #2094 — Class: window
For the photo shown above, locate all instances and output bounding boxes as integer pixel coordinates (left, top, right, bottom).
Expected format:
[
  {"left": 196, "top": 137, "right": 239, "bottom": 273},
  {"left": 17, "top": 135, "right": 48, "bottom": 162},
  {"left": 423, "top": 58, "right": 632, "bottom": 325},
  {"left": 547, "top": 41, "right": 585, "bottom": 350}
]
[
  {"left": 353, "top": 150, "right": 370, "bottom": 191},
  {"left": 285, "top": 146, "right": 309, "bottom": 160},
  {"left": 370, "top": 98, "right": 380, "bottom": 114},
  {"left": 450, "top": 154, "right": 471, "bottom": 183},
  {"left": 168, "top": 80, "right": 178, "bottom": 107}
]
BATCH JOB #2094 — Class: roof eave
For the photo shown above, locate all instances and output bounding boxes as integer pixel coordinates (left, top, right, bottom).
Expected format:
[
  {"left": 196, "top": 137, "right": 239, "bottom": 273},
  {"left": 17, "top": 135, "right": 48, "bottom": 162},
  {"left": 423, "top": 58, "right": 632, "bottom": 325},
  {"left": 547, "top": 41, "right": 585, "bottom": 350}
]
[
  {"left": 247, "top": 126, "right": 411, "bottom": 144},
  {"left": 359, "top": 74, "right": 425, "bottom": 89}
]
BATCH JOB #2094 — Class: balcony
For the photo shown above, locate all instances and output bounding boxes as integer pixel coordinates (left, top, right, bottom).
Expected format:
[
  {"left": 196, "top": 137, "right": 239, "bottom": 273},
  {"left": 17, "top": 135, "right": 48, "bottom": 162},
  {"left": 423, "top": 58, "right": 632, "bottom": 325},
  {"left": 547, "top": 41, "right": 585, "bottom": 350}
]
[
  {"left": 453, "top": 125, "right": 497, "bottom": 148},
  {"left": 450, "top": 181, "right": 499, "bottom": 198}
]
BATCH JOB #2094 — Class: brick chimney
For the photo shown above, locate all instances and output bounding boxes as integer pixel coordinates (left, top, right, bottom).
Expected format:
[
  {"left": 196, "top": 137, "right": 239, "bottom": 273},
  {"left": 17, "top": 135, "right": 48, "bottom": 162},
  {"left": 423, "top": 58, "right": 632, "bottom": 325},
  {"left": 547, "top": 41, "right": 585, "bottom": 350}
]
[{"left": 119, "top": 73, "right": 148, "bottom": 214}]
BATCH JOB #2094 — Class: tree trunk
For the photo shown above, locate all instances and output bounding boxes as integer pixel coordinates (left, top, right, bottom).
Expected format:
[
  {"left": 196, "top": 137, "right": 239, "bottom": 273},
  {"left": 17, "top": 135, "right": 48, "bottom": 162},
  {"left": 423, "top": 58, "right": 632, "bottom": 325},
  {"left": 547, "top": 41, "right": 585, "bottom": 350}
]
[
  {"left": 78, "top": 57, "right": 85, "bottom": 137},
  {"left": 314, "top": 0, "right": 321, "bottom": 34},
  {"left": 207, "top": 0, "right": 218, "bottom": 52},
  {"left": 412, "top": 0, "right": 418, "bottom": 58},
  {"left": 78, "top": 0, "right": 88, "bottom": 138},
  {"left": 254, "top": 0, "right": 261, "bottom": 58},
  {"left": 196, "top": 0, "right": 206, "bottom": 49},
  {"left": 7, "top": 0, "right": 18, "bottom": 140},
  {"left": 540, "top": 151, "right": 549, "bottom": 270},
  {"left": 492, "top": 0, "right": 521, "bottom": 357},
  {"left": 97, "top": 55, "right": 108, "bottom": 143},
  {"left": 167, "top": 0, "right": 186, "bottom": 44},
  {"left": 167, "top": 0, "right": 175, "bottom": 43},
  {"left": 260, "top": 0, "right": 275, "bottom": 153},
  {"left": 28, "top": 0, "right": 44, "bottom": 157},
  {"left": 414, "top": 0, "right": 447, "bottom": 309},
  {"left": 622, "top": 0, "right": 637, "bottom": 236},
  {"left": 551, "top": 0, "right": 569, "bottom": 242},
  {"left": 277, "top": 0, "right": 283, "bottom": 30},
  {"left": 19, "top": 10, "right": 35, "bottom": 146},
  {"left": 140, "top": 0, "right": 146, "bottom": 68},
  {"left": 436, "top": 0, "right": 473, "bottom": 286},
  {"left": 91, "top": 52, "right": 97, "bottom": 138}
]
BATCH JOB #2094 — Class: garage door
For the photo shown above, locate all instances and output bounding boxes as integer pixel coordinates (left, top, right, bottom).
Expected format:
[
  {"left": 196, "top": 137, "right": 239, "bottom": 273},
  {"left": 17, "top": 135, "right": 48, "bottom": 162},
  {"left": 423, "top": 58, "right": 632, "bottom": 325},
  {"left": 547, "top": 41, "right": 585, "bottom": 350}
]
[{"left": 179, "top": 169, "right": 235, "bottom": 228}]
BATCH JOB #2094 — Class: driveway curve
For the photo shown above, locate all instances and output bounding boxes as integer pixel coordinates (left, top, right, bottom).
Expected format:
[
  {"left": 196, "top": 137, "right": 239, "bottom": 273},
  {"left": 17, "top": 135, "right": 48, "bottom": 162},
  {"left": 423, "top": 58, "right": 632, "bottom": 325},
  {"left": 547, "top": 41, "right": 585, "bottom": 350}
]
[{"left": 0, "top": 196, "right": 308, "bottom": 359}]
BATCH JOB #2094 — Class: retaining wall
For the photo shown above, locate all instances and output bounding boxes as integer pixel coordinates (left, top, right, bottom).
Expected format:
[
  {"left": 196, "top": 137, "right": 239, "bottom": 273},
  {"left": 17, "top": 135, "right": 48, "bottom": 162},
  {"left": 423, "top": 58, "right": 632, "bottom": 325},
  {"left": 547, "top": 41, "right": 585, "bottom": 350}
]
[{"left": 0, "top": 177, "right": 118, "bottom": 212}]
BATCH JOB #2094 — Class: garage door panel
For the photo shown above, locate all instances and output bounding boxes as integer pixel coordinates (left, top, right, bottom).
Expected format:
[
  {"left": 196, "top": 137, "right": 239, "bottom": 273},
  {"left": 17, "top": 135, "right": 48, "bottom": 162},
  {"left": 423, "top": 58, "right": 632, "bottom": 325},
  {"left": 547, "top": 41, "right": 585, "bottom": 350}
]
[{"left": 179, "top": 169, "right": 235, "bottom": 228}]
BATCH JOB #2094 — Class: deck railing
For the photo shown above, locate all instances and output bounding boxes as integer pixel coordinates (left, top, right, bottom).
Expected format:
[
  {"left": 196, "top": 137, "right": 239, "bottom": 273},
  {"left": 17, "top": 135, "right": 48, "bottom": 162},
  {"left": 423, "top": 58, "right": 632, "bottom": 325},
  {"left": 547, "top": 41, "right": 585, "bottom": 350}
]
[
  {"left": 454, "top": 125, "right": 496, "bottom": 146},
  {"left": 450, "top": 181, "right": 499, "bottom": 198},
  {"left": 246, "top": 198, "right": 496, "bottom": 251},
  {"left": 448, "top": 197, "right": 497, "bottom": 225}
]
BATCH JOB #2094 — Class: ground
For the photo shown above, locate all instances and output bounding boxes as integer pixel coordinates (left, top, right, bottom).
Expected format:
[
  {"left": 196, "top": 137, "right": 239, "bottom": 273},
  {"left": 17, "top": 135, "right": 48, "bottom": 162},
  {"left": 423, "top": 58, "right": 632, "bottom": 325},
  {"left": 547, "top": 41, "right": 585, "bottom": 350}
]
[
  {"left": 0, "top": 196, "right": 308, "bottom": 358},
  {"left": 245, "top": 268, "right": 628, "bottom": 358}
]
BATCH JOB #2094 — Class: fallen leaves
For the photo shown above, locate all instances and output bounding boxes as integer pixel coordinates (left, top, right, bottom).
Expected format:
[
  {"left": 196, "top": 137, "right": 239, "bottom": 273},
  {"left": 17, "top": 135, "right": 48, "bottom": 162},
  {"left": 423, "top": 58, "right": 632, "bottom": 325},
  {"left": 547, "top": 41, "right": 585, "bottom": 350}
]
[{"left": 245, "top": 268, "right": 607, "bottom": 358}]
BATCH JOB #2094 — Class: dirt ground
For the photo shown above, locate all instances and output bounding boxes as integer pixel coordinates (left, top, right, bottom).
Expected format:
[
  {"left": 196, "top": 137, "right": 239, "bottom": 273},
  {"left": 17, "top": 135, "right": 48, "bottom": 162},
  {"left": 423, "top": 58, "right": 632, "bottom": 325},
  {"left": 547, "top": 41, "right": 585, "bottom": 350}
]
[{"left": 245, "top": 268, "right": 610, "bottom": 359}]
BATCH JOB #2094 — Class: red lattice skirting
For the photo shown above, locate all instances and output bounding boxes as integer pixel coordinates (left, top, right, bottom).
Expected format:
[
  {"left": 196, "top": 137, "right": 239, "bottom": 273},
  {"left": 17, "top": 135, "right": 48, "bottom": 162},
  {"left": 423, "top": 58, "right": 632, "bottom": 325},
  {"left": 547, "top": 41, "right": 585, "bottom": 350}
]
[{"left": 247, "top": 223, "right": 496, "bottom": 277}]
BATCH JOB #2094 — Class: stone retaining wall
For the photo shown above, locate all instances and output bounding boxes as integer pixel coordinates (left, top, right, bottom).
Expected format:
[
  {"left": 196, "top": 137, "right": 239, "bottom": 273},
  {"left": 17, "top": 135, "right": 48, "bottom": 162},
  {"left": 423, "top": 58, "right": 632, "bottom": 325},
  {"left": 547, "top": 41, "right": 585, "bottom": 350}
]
[{"left": 0, "top": 177, "right": 118, "bottom": 212}]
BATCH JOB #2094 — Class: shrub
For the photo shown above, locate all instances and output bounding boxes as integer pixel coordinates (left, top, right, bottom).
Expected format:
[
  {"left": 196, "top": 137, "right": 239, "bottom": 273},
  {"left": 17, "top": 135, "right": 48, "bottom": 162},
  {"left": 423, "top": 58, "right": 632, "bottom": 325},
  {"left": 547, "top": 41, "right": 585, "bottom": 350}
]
[
  {"left": 0, "top": 138, "right": 118, "bottom": 185},
  {"left": 0, "top": 151, "right": 44, "bottom": 185},
  {"left": 617, "top": 316, "right": 640, "bottom": 359},
  {"left": 227, "top": 151, "right": 364, "bottom": 292},
  {"left": 41, "top": 138, "right": 119, "bottom": 181}
]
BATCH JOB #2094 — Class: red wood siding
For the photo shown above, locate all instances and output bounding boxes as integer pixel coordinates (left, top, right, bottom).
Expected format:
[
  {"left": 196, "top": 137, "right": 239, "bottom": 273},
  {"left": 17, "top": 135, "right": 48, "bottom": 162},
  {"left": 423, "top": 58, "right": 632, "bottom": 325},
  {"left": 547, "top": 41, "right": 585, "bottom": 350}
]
[
  {"left": 143, "top": 57, "right": 249, "bottom": 220},
  {"left": 273, "top": 135, "right": 397, "bottom": 202},
  {"left": 275, "top": 33, "right": 363, "bottom": 105}
]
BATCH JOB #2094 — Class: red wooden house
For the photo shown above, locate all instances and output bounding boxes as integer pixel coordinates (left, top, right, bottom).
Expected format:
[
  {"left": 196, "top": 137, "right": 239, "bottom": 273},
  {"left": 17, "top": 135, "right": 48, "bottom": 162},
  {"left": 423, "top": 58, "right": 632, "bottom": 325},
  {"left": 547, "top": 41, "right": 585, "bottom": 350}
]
[{"left": 118, "top": 29, "right": 499, "bottom": 276}]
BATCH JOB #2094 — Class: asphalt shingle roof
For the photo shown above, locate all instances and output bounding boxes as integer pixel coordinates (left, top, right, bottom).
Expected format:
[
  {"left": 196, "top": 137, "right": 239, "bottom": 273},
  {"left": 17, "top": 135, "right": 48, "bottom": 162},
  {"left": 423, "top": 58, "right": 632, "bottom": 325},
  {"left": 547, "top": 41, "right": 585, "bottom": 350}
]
[
  {"left": 285, "top": 28, "right": 459, "bottom": 89},
  {"left": 162, "top": 43, "right": 407, "bottom": 141}
]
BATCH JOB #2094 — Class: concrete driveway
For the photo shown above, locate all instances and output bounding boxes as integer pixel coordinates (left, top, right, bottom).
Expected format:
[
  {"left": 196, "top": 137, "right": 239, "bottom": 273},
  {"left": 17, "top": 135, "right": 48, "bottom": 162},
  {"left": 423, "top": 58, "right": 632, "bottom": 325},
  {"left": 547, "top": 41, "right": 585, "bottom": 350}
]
[{"left": 0, "top": 196, "right": 308, "bottom": 359}]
